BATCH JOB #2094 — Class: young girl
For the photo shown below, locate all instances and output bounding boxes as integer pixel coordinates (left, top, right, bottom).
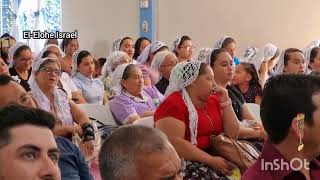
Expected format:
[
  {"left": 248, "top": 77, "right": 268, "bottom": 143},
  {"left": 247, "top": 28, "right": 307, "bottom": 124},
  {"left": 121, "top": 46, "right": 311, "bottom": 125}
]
[{"left": 232, "top": 62, "right": 262, "bottom": 104}]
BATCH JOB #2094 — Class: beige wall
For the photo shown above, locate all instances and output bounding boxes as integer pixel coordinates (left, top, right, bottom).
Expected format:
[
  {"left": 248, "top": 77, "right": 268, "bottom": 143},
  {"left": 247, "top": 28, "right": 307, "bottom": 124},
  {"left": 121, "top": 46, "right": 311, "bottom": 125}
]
[
  {"left": 61, "top": 0, "right": 139, "bottom": 58},
  {"left": 62, "top": 0, "right": 320, "bottom": 58}
]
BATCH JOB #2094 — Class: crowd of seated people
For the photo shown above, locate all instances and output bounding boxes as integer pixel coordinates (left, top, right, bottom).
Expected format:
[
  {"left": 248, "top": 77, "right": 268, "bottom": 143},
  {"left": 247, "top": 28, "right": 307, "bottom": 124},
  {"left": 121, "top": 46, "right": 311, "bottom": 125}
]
[{"left": 1, "top": 31, "right": 320, "bottom": 180}]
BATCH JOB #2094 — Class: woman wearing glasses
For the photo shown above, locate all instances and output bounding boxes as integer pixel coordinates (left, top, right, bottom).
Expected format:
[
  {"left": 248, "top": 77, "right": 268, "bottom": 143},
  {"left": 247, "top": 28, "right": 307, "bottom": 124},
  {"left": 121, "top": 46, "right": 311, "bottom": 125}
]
[
  {"left": 172, "top": 35, "right": 195, "bottom": 62},
  {"left": 8, "top": 42, "right": 33, "bottom": 91},
  {"left": 29, "top": 57, "right": 95, "bottom": 158}
]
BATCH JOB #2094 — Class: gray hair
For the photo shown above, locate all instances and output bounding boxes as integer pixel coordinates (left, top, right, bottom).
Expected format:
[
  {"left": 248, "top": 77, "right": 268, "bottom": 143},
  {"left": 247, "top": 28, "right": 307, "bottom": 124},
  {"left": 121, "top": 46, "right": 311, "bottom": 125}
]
[{"left": 98, "top": 125, "right": 172, "bottom": 180}]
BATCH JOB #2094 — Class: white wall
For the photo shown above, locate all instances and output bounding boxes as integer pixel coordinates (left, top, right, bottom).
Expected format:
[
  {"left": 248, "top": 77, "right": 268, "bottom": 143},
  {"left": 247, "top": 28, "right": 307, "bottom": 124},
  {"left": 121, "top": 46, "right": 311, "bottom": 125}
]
[
  {"left": 61, "top": 0, "right": 139, "bottom": 58},
  {"left": 62, "top": 0, "right": 320, "bottom": 58}
]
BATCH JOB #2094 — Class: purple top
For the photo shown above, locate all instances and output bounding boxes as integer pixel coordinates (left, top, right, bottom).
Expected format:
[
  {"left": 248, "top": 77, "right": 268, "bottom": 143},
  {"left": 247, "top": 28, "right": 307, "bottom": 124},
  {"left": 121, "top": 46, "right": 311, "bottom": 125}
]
[
  {"left": 110, "top": 85, "right": 163, "bottom": 125},
  {"left": 242, "top": 140, "right": 320, "bottom": 180},
  {"left": 235, "top": 84, "right": 262, "bottom": 103}
]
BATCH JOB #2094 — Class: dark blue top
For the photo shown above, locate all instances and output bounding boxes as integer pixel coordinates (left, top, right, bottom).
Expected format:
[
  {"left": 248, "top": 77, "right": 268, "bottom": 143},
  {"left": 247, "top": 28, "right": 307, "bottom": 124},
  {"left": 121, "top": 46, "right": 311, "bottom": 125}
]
[{"left": 56, "top": 137, "right": 94, "bottom": 180}]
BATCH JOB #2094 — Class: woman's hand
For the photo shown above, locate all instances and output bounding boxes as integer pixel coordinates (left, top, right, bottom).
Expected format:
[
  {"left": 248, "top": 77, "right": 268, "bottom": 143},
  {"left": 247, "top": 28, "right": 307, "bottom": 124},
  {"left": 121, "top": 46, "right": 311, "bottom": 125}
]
[
  {"left": 209, "top": 156, "right": 234, "bottom": 175},
  {"left": 213, "top": 85, "right": 230, "bottom": 103}
]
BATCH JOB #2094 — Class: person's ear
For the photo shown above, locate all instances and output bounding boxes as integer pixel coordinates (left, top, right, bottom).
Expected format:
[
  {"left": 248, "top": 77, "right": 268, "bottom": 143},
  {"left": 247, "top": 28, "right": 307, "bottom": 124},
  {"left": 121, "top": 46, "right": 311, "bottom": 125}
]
[
  {"left": 120, "top": 79, "right": 126, "bottom": 88},
  {"left": 246, "top": 73, "right": 252, "bottom": 82},
  {"left": 291, "top": 113, "right": 305, "bottom": 151}
]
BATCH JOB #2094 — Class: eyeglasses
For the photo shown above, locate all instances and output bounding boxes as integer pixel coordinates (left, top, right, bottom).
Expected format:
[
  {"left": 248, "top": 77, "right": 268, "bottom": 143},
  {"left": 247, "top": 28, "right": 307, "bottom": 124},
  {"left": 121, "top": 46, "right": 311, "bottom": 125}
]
[
  {"left": 17, "top": 57, "right": 34, "bottom": 62},
  {"left": 39, "top": 67, "right": 62, "bottom": 77},
  {"left": 179, "top": 45, "right": 195, "bottom": 51}
]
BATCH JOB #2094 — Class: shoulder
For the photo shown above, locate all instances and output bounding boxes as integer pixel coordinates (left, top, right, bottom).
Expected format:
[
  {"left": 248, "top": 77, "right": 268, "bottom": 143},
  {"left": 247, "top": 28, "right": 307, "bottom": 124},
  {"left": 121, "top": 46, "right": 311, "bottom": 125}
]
[{"left": 241, "top": 159, "right": 272, "bottom": 180}]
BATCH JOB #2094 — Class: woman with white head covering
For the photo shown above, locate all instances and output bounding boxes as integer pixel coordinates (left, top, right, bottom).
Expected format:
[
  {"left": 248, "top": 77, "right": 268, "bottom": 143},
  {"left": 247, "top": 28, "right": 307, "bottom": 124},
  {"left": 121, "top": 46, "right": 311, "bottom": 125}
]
[
  {"left": 71, "top": 49, "right": 106, "bottom": 105},
  {"left": 29, "top": 57, "right": 95, "bottom": 158},
  {"left": 112, "top": 36, "right": 135, "bottom": 59},
  {"left": 172, "top": 35, "right": 194, "bottom": 62},
  {"left": 154, "top": 61, "right": 239, "bottom": 178},
  {"left": 303, "top": 40, "right": 320, "bottom": 74},
  {"left": 61, "top": 38, "right": 79, "bottom": 75},
  {"left": 275, "top": 48, "right": 305, "bottom": 75},
  {"left": 101, "top": 51, "right": 131, "bottom": 98},
  {"left": 196, "top": 48, "right": 213, "bottom": 64},
  {"left": 8, "top": 42, "right": 33, "bottom": 91},
  {"left": 151, "top": 50, "right": 178, "bottom": 94},
  {"left": 109, "top": 63, "right": 163, "bottom": 125},
  {"left": 214, "top": 35, "right": 240, "bottom": 66},
  {"left": 136, "top": 41, "right": 168, "bottom": 85}
]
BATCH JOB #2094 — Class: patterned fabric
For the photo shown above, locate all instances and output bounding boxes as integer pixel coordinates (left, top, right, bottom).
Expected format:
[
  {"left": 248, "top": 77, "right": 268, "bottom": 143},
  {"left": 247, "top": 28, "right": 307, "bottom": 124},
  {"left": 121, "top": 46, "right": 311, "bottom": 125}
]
[
  {"left": 101, "top": 51, "right": 128, "bottom": 79},
  {"left": 136, "top": 41, "right": 167, "bottom": 64},
  {"left": 71, "top": 49, "right": 84, "bottom": 77},
  {"left": 8, "top": 42, "right": 29, "bottom": 68},
  {"left": 172, "top": 36, "right": 182, "bottom": 51},
  {"left": 197, "top": 48, "right": 213, "bottom": 64},
  {"left": 183, "top": 161, "right": 230, "bottom": 180},
  {"left": 112, "top": 37, "right": 124, "bottom": 52},
  {"left": 213, "top": 35, "right": 230, "bottom": 49},
  {"left": 235, "top": 85, "right": 262, "bottom": 103}
]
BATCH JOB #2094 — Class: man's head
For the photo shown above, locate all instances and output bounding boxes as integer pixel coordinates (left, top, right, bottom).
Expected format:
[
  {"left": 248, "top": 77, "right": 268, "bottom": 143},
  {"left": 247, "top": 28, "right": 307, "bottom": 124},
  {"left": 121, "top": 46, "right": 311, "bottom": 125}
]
[
  {"left": 0, "top": 75, "right": 36, "bottom": 108},
  {"left": 0, "top": 104, "right": 60, "bottom": 180},
  {"left": 261, "top": 74, "right": 320, "bottom": 155},
  {"left": 99, "top": 125, "right": 183, "bottom": 180}
]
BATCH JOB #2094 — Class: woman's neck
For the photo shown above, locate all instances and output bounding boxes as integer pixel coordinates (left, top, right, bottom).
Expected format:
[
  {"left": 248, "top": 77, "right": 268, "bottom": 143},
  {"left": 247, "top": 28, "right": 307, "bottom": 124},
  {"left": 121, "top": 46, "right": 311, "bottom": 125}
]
[
  {"left": 186, "top": 87, "right": 206, "bottom": 109},
  {"left": 15, "top": 67, "right": 29, "bottom": 80},
  {"left": 215, "top": 79, "right": 229, "bottom": 88},
  {"left": 238, "top": 83, "right": 249, "bottom": 93},
  {"left": 38, "top": 84, "right": 54, "bottom": 101}
]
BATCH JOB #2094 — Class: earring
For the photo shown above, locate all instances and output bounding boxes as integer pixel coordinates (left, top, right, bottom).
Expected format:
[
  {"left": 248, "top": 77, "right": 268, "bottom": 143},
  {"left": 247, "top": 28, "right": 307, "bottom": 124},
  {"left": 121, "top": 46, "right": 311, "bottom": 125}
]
[{"left": 297, "top": 113, "right": 305, "bottom": 151}]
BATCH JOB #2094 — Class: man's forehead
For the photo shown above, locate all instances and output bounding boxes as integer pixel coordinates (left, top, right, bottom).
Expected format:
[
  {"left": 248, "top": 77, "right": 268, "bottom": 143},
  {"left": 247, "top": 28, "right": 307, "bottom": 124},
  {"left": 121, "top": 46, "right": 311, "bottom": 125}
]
[{"left": 0, "top": 82, "right": 25, "bottom": 100}]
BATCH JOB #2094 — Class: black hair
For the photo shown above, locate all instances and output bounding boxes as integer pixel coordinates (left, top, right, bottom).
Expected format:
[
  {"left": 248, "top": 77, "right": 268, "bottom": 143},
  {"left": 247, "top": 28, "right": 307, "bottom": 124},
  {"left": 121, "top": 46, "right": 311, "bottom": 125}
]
[
  {"left": 13, "top": 45, "right": 31, "bottom": 58},
  {"left": 261, "top": 74, "right": 320, "bottom": 144},
  {"left": 121, "top": 64, "right": 136, "bottom": 80},
  {"left": 77, "top": 50, "right": 91, "bottom": 66},
  {"left": 239, "top": 62, "right": 262, "bottom": 89},
  {"left": 154, "top": 46, "right": 169, "bottom": 55},
  {"left": 133, "top": 37, "right": 151, "bottom": 59},
  {"left": 98, "top": 58, "right": 107, "bottom": 67},
  {"left": 283, "top": 48, "right": 303, "bottom": 66},
  {"left": 0, "top": 104, "right": 55, "bottom": 149},
  {"left": 173, "top": 35, "right": 192, "bottom": 56},
  {"left": 119, "top": 37, "right": 133, "bottom": 48},
  {"left": 0, "top": 75, "right": 13, "bottom": 86},
  {"left": 221, "top": 37, "right": 236, "bottom": 48},
  {"left": 309, "top": 47, "right": 320, "bottom": 65},
  {"left": 61, "top": 38, "right": 77, "bottom": 52},
  {"left": 42, "top": 50, "right": 55, "bottom": 58},
  {"left": 209, "top": 48, "right": 228, "bottom": 68}
]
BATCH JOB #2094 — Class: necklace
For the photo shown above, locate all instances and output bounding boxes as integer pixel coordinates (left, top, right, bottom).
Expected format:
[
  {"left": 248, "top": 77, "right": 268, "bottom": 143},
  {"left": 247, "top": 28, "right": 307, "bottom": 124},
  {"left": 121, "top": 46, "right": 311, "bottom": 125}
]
[{"left": 200, "top": 106, "right": 214, "bottom": 134}]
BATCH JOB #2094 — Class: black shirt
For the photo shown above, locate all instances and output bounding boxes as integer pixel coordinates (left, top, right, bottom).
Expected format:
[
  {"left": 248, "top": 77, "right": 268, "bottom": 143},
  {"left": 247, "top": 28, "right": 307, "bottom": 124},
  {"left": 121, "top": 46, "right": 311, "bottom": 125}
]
[
  {"left": 9, "top": 67, "right": 31, "bottom": 92},
  {"left": 227, "top": 85, "right": 245, "bottom": 121},
  {"left": 155, "top": 77, "right": 169, "bottom": 95}
]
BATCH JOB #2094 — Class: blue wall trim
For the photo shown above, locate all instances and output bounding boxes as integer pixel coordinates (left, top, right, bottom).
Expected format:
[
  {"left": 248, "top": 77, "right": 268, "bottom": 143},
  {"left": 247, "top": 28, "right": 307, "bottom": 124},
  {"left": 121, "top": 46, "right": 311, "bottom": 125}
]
[{"left": 139, "top": 0, "right": 156, "bottom": 41}]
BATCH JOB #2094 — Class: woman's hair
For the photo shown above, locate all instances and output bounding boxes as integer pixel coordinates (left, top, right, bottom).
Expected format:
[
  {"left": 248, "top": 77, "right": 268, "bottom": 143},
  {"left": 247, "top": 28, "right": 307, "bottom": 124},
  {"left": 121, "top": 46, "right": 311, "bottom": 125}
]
[
  {"left": 122, "top": 64, "right": 136, "bottom": 80},
  {"left": 154, "top": 46, "right": 169, "bottom": 55},
  {"left": 76, "top": 50, "right": 91, "bottom": 66},
  {"left": 198, "top": 62, "right": 209, "bottom": 76},
  {"left": 309, "top": 47, "right": 320, "bottom": 64},
  {"left": 209, "top": 48, "right": 228, "bottom": 68},
  {"left": 221, "top": 37, "right": 236, "bottom": 48},
  {"left": 98, "top": 58, "right": 107, "bottom": 67},
  {"left": 133, "top": 37, "right": 151, "bottom": 59},
  {"left": 61, "top": 38, "right": 77, "bottom": 52},
  {"left": 119, "top": 37, "right": 133, "bottom": 48},
  {"left": 41, "top": 50, "right": 55, "bottom": 58},
  {"left": 13, "top": 45, "right": 31, "bottom": 58},
  {"left": 38, "top": 58, "right": 60, "bottom": 71},
  {"left": 239, "top": 62, "right": 262, "bottom": 89},
  {"left": 173, "top": 35, "right": 192, "bottom": 56},
  {"left": 283, "top": 48, "right": 303, "bottom": 66}
]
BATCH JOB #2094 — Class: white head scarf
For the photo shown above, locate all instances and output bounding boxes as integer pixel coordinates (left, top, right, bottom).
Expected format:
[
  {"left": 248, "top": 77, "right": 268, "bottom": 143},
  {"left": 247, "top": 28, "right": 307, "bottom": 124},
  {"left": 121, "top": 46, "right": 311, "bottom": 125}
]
[
  {"left": 263, "top": 43, "right": 278, "bottom": 62},
  {"left": 36, "top": 44, "right": 64, "bottom": 61},
  {"left": 196, "top": 48, "right": 213, "bottom": 64},
  {"left": 112, "top": 37, "right": 125, "bottom": 52},
  {"left": 303, "top": 41, "right": 320, "bottom": 72},
  {"left": 165, "top": 61, "right": 202, "bottom": 145},
  {"left": 110, "top": 63, "right": 134, "bottom": 96},
  {"left": 136, "top": 41, "right": 167, "bottom": 64},
  {"left": 172, "top": 36, "right": 182, "bottom": 51},
  {"left": 71, "top": 49, "right": 85, "bottom": 77},
  {"left": 274, "top": 49, "right": 288, "bottom": 75},
  {"left": 151, "top": 50, "right": 174, "bottom": 70},
  {"left": 101, "top": 51, "right": 128, "bottom": 79},
  {"left": 8, "top": 42, "right": 30, "bottom": 68},
  {"left": 213, "top": 35, "right": 231, "bottom": 49}
]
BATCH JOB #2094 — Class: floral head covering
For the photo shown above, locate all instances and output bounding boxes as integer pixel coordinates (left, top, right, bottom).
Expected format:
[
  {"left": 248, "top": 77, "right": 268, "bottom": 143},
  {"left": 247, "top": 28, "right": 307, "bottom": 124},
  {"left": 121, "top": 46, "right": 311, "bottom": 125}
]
[
  {"left": 196, "top": 48, "right": 213, "bottom": 64},
  {"left": 213, "top": 35, "right": 231, "bottom": 49}
]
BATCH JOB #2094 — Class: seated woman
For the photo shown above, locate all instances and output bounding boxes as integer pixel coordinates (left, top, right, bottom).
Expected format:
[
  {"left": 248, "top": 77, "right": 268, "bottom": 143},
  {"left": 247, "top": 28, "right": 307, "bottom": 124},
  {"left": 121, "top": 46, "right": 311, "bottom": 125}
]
[
  {"left": 101, "top": 51, "right": 131, "bottom": 98},
  {"left": 61, "top": 38, "right": 79, "bottom": 75},
  {"left": 232, "top": 62, "right": 262, "bottom": 104},
  {"left": 28, "top": 57, "right": 95, "bottom": 157},
  {"left": 172, "top": 35, "right": 194, "bottom": 62},
  {"left": 112, "top": 36, "right": 135, "bottom": 59},
  {"left": 154, "top": 61, "right": 239, "bottom": 179},
  {"left": 214, "top": 36, "right": 240, "bottom": 65},
  {"left": 151, "top": 50, "right": 178, "bottom": 94},
  {"left": 40, "top": 44, "right": 86, "bottom": 103},
  {"left": 209, "top": 48, "right": 266, "bottom": 144},
  {"left": 8, "top": 42, "right": 33, "bottom": 91},
  {"left": 275, "top": 48, "right": 305, "bottom": 74},
  {"left": 133, "top": 36, "right": 151, "bottom": 59},
  {"left": 110, "top": 63, "right": 163, "bottom": 125},
  {"left": 136, "top": 41, "right": 169, "bottom": 85},
  {"left": 71, "top": 50, "right": 106, "bottom": 105},
  {"left": 304, "top": 46, "right": 320, "bottom": 74},
  {"left": 0, "top": 57, "right": 9, "bottom": 75}
]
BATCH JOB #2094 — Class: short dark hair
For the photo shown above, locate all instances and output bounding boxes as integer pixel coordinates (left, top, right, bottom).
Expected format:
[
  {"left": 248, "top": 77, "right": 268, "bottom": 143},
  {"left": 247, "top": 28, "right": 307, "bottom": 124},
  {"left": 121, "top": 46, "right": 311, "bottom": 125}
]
[
  {"left": 261, "top": 74, "right": 320, "bottom": 144},
  {"left": 209, "top": 48, "right": 228, "bottom": 68},
  {"left": 98, "top": 58, "right": 107, "bottom": 67},
  {"left": 0, "top": 75, "right": 13, "bottom": 86},
  {"left": 0, "top": 104, "right": 55, "bottom": 149},
  {"left": 77, "top": 50, "right": 91, "bottom": 66},
  {"left": 13, "top": 45, "right": 31, "bottom": 58},
  {"left": 221, "top": 37, "right": 236, "bottom": 48},
  {"left": 283, "top": 48, "right": 303, "bottom": 66},
  {"left": 133, "top": 37, "right": 151, "bottom": 59}
]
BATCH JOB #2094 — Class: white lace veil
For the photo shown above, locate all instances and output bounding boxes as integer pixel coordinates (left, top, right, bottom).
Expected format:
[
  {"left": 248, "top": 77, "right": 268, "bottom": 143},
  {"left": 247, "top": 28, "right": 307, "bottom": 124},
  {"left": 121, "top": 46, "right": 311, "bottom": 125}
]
[
  {"left": 136, "top": 41, "right": 166, "bottom": 64},
  {"left": 101, "top": 51, "right": 128, "bottom": 79},
  {"left": 213, "top": 35, "right": 231, "bottom": 49},
  {"left": 171, "top": 36, "right": 182, "bottom": 51},
  {"left": 110, "top": 63, "right": 134, "bottom": 96},
  {"left": 71, "top": 49, "right": 84, "bottom": 77},
  {"left": 8, "top": 42, "right": 30, "bottom": 68},
  {"left": 303, "top": 40, "right": 320, "bottom": 72},
  {"left": 197, "top": 48, "right": 214, "bottom": 64}
]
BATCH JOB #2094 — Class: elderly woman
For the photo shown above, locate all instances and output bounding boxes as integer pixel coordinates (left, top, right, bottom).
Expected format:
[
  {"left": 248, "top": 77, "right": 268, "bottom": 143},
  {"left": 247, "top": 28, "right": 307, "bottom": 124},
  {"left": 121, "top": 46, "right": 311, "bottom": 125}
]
[
  {"left": 71, "top": 50, "right": 106, "bottom": 105},
  {"left": 110, "top": 63, "right": 163, "bottom": 125},
  {"left": 154, "top": 61, "right": 239, "bottom": 179},
  {"left": 8, "top": 42, "right": 33, "bottom": 91},
  {"left": 112, "top": 36, "right": 135, "bottom": 59},
  {"left": 61, "top": 38, "right": 79, "bottom": 75},
  {"left": 29, "top": 57, "right": 95, "bottom": 157},
  {"left": 39, "top": 44, "right": 86, "bottom": 103},
  {"left": 0, "top": 57, "right": 9, "bottom": 75},
  {"left": 151, "top": 50, "right": 178, "bottom": 94},
  {"left": 172, "top": 35, "right": 194, "bottom": 62},
  {"left": 101, "top": 51, "right": 131, "bottom": 98},
  {"left": 275, "top": 48, "right": 305, "bottom": 75}
]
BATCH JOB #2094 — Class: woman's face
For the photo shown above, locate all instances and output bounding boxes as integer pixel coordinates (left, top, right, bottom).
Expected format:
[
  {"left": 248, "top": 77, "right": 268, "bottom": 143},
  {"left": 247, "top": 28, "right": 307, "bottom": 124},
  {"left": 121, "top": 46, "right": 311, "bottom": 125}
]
[
  {"left": 66, "top": 39, "right": 79, "bottom": 56},
  {"left": 139, "top": 39, "right": 150, "bottom": 54},
  {"left": 212, "top": 52, "right": 235, "bottom": 84},
  {"left": 0, "top": 58, "right": 8, "bottom": 75},
  {"left": 284, "top": 52, "right": 305, "bottom": 74},
  {"left": 232, "top": 64, "right": 251, "bottom": 86},
  {"left": 36, "top": 62, "right": 61, "bottom": 90},
  {"left": 225, "top": 42, "right": 236, "bottom": 57},
  {"left": 309, "top": 50, "right": 320, "bottom": 71},
  {"left": 191, "top": 65, "right": 216, "bottom": 99},
  {"left": 47, "top": 46, "right": 62, "bottom": 61},
  {"left": 159, "top": 53, "right": 178, "bottom": 80},
  {"left": 120, "top": 39, "right": 135, "bottom": 59},
  {"left": 176, "top": 40, "right": 194, "bottom": 61},
  {"left": 121, "top": 66, "right": 144, "bottom": 96},
  {"left": 13, "top": 49, "right": 33, "bottom": 71},
  {"left": 78, "top": 55, "right": 95, "bottom": 77}
]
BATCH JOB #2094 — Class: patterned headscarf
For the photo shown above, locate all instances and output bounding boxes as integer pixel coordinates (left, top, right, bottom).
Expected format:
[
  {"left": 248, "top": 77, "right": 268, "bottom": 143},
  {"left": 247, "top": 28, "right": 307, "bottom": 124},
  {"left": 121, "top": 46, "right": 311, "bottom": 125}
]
[
  {"left": 171, "top": 36, "right": 182, "bottom": 51},
  {"left": 136, "top": 41, "right": 167, "bottom": 64},
  {"left": 197, "top": 48, "right": 213, "bottom": 64},
  {"left": 213, "top": 35, "right": 231, "bottom": 49},
  {"left": 101, "top": 51, "right": 129, "bottom": 79}
]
